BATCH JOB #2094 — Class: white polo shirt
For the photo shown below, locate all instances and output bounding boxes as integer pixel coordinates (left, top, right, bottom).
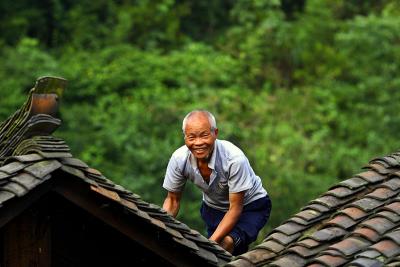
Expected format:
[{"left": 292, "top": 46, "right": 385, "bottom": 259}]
[{"left": 163, "top": 139, "right": 268, "bottom": 211}]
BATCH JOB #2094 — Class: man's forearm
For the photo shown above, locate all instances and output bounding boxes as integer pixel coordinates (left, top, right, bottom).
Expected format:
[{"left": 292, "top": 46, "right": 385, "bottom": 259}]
[
  {"left": 163, "top": 197, "right": 180, "bottom": 217},
  {"left": 209, "top": 207, "right": 242, "bottom": 243}
]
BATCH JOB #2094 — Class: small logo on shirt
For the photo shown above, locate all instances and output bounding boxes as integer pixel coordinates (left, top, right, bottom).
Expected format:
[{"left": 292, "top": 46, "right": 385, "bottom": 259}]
[{"left": 218, "top": 181, "right": 228, "bottom": 189}]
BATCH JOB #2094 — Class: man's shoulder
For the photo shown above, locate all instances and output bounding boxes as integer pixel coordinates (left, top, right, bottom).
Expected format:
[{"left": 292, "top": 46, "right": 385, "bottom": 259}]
[
  {"left": 171, "top": 145, "right": 190, "bottom": 160},
  {"left": 217, "top": 139, "right": 245, "bottom": 159}
]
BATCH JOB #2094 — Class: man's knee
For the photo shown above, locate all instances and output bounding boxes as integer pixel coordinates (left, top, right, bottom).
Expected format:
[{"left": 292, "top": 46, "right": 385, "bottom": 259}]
[{"left": 220, "top": 235, "right": 234, "bottom": 253}]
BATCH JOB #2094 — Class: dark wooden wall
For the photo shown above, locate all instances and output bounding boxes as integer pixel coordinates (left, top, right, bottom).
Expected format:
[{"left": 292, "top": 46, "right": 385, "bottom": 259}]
[
  {"left": 0, "top": 193, "right": 174, "bottom": 267},
  {"left": 2, "top": 198, "right": 51, "bottom": 267}
]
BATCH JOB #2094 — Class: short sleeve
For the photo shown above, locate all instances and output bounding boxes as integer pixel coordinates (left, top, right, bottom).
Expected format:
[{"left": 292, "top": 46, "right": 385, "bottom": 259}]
[
  {"left": 228, "top": 156, "right": 253, "bottom": 193},
  {"left": 163, "top": 155, "right": 186, "bottom": 192}
]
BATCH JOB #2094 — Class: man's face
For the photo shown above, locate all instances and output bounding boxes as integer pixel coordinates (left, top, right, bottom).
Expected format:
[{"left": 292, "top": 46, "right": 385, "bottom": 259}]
[{"left": 184, "top": 114, "right": 218, "bottom": 161}]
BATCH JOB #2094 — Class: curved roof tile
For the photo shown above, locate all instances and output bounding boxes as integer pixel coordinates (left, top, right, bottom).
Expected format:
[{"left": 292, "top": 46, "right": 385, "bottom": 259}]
[{"left": 228, "top": 149, "right": 400, "bottom": 266}]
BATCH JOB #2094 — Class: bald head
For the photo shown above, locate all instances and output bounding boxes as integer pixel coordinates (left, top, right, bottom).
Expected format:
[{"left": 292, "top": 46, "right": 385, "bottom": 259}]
[{"left": 182, "top": 110, "right": 217, "bottom": 134}]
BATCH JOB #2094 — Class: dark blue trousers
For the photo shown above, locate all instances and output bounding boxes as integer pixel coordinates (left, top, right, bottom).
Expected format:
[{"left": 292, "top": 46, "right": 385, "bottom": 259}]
[{"left": 200, "top": 195, "right": 272, "bottom": 255}]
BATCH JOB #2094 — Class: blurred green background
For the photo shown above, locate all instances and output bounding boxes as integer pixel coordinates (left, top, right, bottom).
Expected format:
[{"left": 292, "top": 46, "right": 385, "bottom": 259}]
[{"left": 1, "top": 0, "right": 400, "bottom": 244}]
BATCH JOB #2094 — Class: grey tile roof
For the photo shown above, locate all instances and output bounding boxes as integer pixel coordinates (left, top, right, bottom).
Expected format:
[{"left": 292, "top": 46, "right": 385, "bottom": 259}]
[
  {"left": 0, "top": 77, "right": 232, "bottom": 266},
  {"left": 227, "top": 153, "right": 400, "bottom": 266}
]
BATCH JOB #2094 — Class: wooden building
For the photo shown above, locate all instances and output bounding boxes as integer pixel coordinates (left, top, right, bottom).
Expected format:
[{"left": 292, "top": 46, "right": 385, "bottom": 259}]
[{"left": 0, "top": 77, "right": 232, "bottom": 267}]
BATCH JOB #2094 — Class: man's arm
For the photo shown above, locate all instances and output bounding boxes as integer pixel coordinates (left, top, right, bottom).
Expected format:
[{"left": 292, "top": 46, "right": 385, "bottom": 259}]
[
  {"left": 209, "top": 191, "right": 245, "bottom": 243},
  {"left": 163, "top": 191, "right": 182, "bottom": 217}
]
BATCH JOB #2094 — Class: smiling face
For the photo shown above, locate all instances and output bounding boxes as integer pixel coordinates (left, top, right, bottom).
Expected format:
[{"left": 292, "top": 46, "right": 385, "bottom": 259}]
[{"left": 184, "top": 113, "right": 218, "bottom": 161}]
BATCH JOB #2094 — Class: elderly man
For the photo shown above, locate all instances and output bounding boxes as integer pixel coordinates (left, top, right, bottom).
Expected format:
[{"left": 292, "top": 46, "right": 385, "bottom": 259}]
[{"left": 162, "top": 110, "right": 271, "bottom": 255}]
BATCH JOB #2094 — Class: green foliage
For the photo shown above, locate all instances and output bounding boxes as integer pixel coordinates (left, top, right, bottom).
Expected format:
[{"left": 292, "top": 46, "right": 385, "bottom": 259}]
[
  {"left": 0, "top": 38, "right": 60, "bottom": 118},
  {"left": 1, "top": 0, "right": 400, "bottom": 244}
]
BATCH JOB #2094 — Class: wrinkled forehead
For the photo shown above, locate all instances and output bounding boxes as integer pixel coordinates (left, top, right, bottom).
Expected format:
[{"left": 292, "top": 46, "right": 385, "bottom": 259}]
[{"left": 184, "top": 114, "right": 211, "bottom": 133}]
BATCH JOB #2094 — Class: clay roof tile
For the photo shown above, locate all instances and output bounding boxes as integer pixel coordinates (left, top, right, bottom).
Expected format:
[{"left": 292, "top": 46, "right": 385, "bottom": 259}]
[
  {"left": 366, "top": 187, "right": 397, "bottom": 201},
  {"left": 349, "top": 197, "right": 386, "bottom": 212},
  {"left": 360, "top": 217, "right": 396, "bottom": 235},
  {"left": 264, "top": 232, "right": 302, "bottom": 246},
  {"left": 352, "top": 227, "right": 380, "bottom": 242},
  {"left": 370, "top": 239, "right": 399, "bottom": 258},
  {"left": 312, "top": 254, "right": 347, "bottom": 267},
  {"left": 310, "top": 227, "right": 348, "bottom": 242},
  {"left": 356, "top": 170, "right": 386, "bottom": 184},
  {"left": 274, "top": 222, "right": 307, "bottom": 236},
  {"left": 337, "top": 177, "right": 368, "bottom": 190},
  {"left": 347, "top": 257, "right": 384, "bottom": 267},
  {"left": 269, "top": 254, "right": 306, "bottom": 267},
  {"left": 338, "top": 207, "right": 367, "bottom": 221},
  {"left": 326, "top": 214, "right": 357, "bottom": 229},
  {"left": 236, "top": 248, "right": 276, "bottom": 265},
  {"left": 328, "top": 237, "right": 371, "bottom": 257}
]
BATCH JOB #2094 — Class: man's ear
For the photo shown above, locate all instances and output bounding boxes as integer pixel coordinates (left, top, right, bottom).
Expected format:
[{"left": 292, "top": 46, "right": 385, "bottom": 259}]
[{"left": 214, "top": 128, "right": 219, "bottom": 137}]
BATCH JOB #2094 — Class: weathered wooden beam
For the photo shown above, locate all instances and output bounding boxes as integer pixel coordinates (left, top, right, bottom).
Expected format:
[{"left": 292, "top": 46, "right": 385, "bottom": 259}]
[{"left": 53, "top": 174, "right": 212, "bottom": 267}]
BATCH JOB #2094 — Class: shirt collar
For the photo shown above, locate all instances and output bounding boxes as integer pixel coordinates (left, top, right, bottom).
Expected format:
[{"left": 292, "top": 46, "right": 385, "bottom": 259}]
[
  {"left": 208, "top": 140, "right": 217, "bottom": 170},
  {"left": 189, "top": 139, "right": 218, "bottom": 170}
]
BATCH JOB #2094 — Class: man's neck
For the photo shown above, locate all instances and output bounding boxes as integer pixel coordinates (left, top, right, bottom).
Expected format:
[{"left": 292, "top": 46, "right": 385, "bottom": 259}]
[
  {"left": 197, "top": 158, "right": 209, "bottom": 167},
  {"left": 197, "top": 145, "right": 214, "bottom": 166}
]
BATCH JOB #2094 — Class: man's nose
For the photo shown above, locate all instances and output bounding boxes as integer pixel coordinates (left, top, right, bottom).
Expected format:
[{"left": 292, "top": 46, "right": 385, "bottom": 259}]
[{"left": 193, "top": 137, "right": 204, "bottom": 145}]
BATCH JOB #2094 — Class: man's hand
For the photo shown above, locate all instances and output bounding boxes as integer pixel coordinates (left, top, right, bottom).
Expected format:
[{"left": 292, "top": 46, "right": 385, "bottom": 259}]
[
  {"left": 162, "top": 191, "right": 182, "bottom": 217},
  {"left": 209, "top": 191, "right": 245, "bottom": 252}
]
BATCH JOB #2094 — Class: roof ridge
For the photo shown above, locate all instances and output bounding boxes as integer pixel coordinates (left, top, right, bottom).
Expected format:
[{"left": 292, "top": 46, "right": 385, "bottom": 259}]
[{"left": 0, "top": 76, "right": 67, "bottom": 163}]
